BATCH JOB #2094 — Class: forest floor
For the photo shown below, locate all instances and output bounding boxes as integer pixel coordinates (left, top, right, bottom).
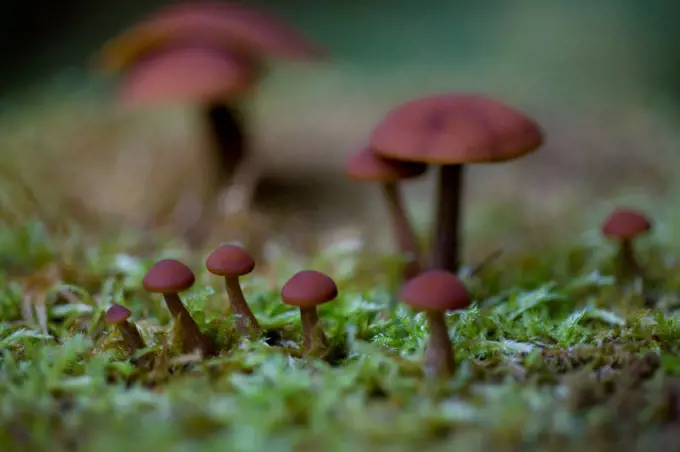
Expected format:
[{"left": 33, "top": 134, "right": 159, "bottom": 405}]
[{"left": 2, "top": 65, "right": 680, "bottom": 451}]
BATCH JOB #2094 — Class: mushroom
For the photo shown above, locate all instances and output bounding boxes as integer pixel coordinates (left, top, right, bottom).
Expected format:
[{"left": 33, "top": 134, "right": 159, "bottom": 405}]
[
  {"left": 114, "top": 44, "right": 256, "bottom": 245},
  {"left": 98, "top": 2, "right": 325, "bottom": 73},
  {"left": 98, "top": 1, "right": 326, "bottom": 244},
  {"left": 206, "top": 244, "right": 261, "bottom": 336},
  {"left": 345, "top": 147, "right": 427, "bottom": 280},
  {"left": 143, "top": 259, "right": 215, "bottom": 356},
  {"left": 399, "top": 269, "right": 471, "bottom": 377},
  {"left": 281, "top": 270, "right": 338, "bottom": 354},
  {"left": 370, "top": 93, "right": 543, "bottom": 273},
  {"left": 118, "top": 45, "right": 255, "bottom": 108},
  {"left": 602, "top": 208, "right": 652, "bottom": 281},
  {"left": 105, "top": 304, "right": 146, "bottom": 354}
]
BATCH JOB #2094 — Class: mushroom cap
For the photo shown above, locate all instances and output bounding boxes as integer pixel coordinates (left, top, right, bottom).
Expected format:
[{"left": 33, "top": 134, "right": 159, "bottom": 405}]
[
  {"left": 118, "top": 45, "right": 255, "bottom": 108},
  {"left": 206, "top": 244, "right": 255, "bottom": 277},
  {"left": 602, "top": 208, "right": 652, "bottom": 239},
  {"left": 370, "top": 93, "right": 543, "bottom": 165},
  {"left": 345, "top": 147, "right": 427, "bottom": 183},
  {"left": 400, "top": 269, "right": 471, "bottom": 311},
  {"left": 99, "top": 1, "right": 325, "bottom": 73},
  {"left": 143, "top": 259, "right": 196, "bottom": 293},
  {"left": 281, "top": 270, "right": 338, "bottom": 308},
  {"left": 105, "top": 304, "right": 132, "bottom": 324}
]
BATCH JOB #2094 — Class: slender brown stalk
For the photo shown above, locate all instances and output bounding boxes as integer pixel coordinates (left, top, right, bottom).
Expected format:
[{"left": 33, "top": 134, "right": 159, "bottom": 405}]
[
  {"left": 163, "top": 293, "right": 215, "bottom": 356},
  {"left": 424, "top": 310, "right": 455, "bottom": 377},
  {"left": 299, "top": 307, "right": 327, "bottom": 353},
  {"left": 224, "top": 276, "right": 261, "bottom": 335},
  {"left": 118, "top": 321, "right": 146, "bottom": 353},
  {"left": 432, "top": 164, "right": 463, "bottom": 273},
  {"left": 381, "top": 182, "right": 422, "bottom": 279}
]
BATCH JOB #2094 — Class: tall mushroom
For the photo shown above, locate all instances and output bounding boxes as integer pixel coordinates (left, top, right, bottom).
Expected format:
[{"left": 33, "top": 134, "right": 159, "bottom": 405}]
[
  {"left": 206, "top": 244, "right": 261, "bottom": 336},
  {"left": 98, "top": 1, "right": 326, "bottom": 244},
  {"left": 370, "top": 93, "right": 543, "bottom": 273},
  {"left": 344, "top": 147, "right": 427, "bottom": 280},
  {"left": 143, "top": 259, "right": 215, "bottom": 356},
  {"left": 115, "top": 43, "right": 255, "bottom": 244},
  {"left": 281, "top": 270, "right": 338, "bottom": 354},
  {"left": 400, "top": 269, "right": 471, "bottom": 377},
  {"left": 602, "top": 208, "right": 652, "bottom": 281}
]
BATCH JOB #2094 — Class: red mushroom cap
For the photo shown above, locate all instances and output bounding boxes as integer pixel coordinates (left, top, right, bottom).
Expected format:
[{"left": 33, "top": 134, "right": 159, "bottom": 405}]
[
  {"left": 370, "top": 93, "right": 543, "bottom": 165},
  {"left": 105, "top": 304, "right": 132, "bottom": 325},
  {"left": 345, "top": 147, "right": 427, "bottom": 183},
  {"left": 602, "top": 208, "right": 652, "bottom": 240},
  {"left": 99, "top": 1, "right": 325, "bottom": 73},
  {"left": 118, "top": 45, "right": 255, "bottom": 107},
  {"left": 206, "top": 244, "right": 256, "bottom": 277},
  {"left": 143, "top": 259, "right": 196, "bottom": 293},
  {"left": 281, "top": 270, "right": 338, "bottom": 308},
  {"left": 400, "top": 269, "right": 471, "bottom": 311}
]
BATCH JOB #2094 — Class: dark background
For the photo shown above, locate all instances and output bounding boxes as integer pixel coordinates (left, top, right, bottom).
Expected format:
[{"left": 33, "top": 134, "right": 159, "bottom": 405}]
[{"left": 4, "top": 1, "right": 680, "bottom": 100}]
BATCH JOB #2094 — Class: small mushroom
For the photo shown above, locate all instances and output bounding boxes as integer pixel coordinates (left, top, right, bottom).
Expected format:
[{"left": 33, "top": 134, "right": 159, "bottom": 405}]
[
  {"left": 281, "top": 270, "right": 338, "bottom": 354},
  {"left": 370, "top": 93, "right": 543, "bottom": 273},
  {"left": 399, "top": 269, "right": 471, "bottom": 377},
  {"left": 345, "top": 147, "right": 427, "bottom": 280},
  {"left": 105, "top": 304, "right": 146, "bottom": 354},
  {"left": 602, "top": 208, "right": 652, "bottom": 282},
  {"left": 143, "top": 259, "right": 215, "bottom": 356},
  {"left": 206, "top": 244, "right": 261, "bottom": 336}
]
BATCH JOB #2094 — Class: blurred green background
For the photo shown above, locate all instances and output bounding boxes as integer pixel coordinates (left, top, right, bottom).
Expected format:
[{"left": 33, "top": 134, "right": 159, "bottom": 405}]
[
  {"left": 4, "top": 0, "right": 680, "bottom": 97},
  {"left": 2, "top": 0, "right": 680, "bottom": 259}
]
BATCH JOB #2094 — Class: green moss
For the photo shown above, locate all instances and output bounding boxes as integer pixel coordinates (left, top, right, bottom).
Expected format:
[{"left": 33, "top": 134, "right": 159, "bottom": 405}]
[{"left": 2, "top": 208, "right": 680, "bottom": 452}]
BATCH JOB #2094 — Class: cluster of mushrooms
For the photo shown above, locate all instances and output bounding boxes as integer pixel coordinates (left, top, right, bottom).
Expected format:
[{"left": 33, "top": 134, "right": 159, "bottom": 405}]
[
  {"left": 105, "top": 243, "right": 471, "bottom": 377},
  {"left": 344, "top": 93, "right": 545, "bottom": 280},
  {"left": 105, "top": 208, "right": 653, "bottom": 379},
  {"left": 99, "top": 2, "right": 656, "bottom": 378}
]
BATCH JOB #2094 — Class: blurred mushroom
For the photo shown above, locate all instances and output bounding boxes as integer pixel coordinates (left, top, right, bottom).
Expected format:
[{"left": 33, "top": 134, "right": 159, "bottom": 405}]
[
  {"left": 400, "top": 269, "right": 471, "bottom": 377},
  {"left": 105, "top": 304, "right": 146, "bottom": 354},
  {"left": 114, "top": 44, "right": 256, "bottom": 245},
  {"left": 370, "top": 93, "right": 543, "bottom": 273},
  {"left": 602, "top": 208, "right": 652, "bottom": 282},
  {"left": 98, "top": 1, "right": 326, "bottom": 244},
  {"left": 118, "top": 45, "right": 255, "bottom": 108},
  {"left": 206, "top": 244, "right": 261, "bottom": 336},
  {"left": 98, "top": 1, "right": 325, "bottom": 73},
  {"left": 345, "top": 147, "right": 427, "bottom": 280},
  {"left": 143, "top": 259, "right": 215, "bottom": 356},
  {"left": 281, "top": 270, "right": 338, "bottom": 354}
]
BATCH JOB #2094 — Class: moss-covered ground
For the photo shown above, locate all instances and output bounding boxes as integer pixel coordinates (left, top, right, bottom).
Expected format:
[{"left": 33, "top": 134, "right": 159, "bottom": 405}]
[{"left": 3, "top": 194, "right": 680, "bottom": 452}]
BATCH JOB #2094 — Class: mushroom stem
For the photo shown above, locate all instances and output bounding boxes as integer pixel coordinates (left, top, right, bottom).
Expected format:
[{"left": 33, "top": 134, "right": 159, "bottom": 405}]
[
  {"left": 205, "top": 102, "right": 246, "bottom": 186},
  {"left": 381, "top": 182, "right": 422, "bottom": 279},
  {"left": 299, "top": 306, "right": 327, "bottom": 353},
  {"left": 432, "top": 164, "right": 463, "bottom": 273},
  {"left": 178, "top": 103, "right": 245, "bottom": 248},
  {"left": 162, "top": 292, "right": 188, "bottom": 319},
  {"left": 163, "top": 293, "right": 214, "bottom": 355},
  {"left": 617, "top": 238, "right": 643, "bottom": 281},
  {"left": 424, "top": 310, "right": 455, "bottom": 377},
  {"left": 224, "top": 276, "right": 261, "bottom": 335},
  {"left": 118, "top": 321, "right": 146, "bottom": 353}
]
